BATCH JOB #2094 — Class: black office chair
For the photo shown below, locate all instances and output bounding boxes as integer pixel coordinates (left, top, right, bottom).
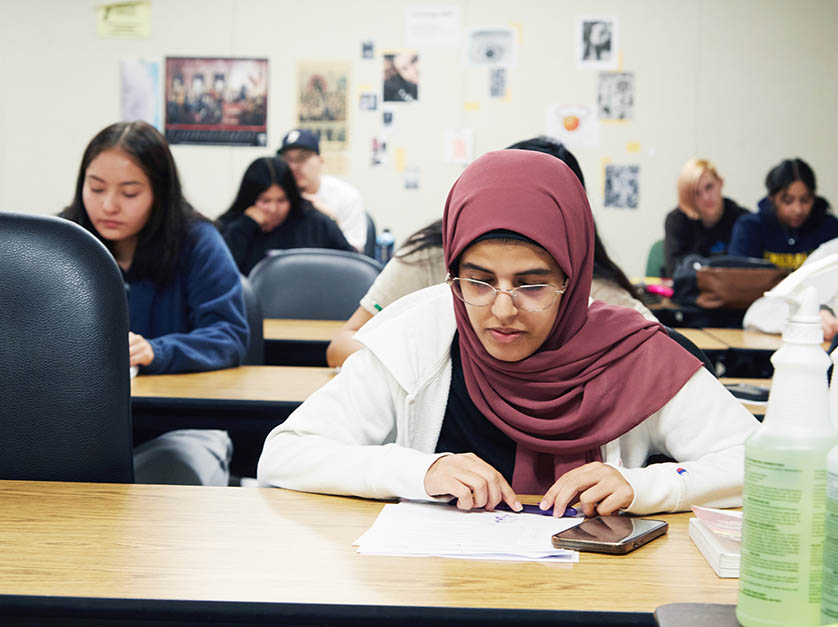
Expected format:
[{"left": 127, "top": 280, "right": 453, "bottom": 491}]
[
  {"left": 363, "top": 212, "right": 377, "bottom": 259},
  {"left": 249, "top": 248, "right": 383, "bottom": 320},
  {"left": 664, "top": 326, "right": 716, "bottom": 376},
  {"left": 240, "top": 275, "right": 264, "bottom": 365},
  {"left": 0, "top": 212, "right": 134, "bottom": 482}
]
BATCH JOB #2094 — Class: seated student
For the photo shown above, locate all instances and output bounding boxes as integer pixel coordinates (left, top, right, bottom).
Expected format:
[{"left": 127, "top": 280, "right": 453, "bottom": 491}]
[
  {"left": 277, "top": 129, "right": 368, "bottom": 252},
  {"left": 663, "top": 158, "right": 748, "bottom": 276},
  {"left": 60, "top": 120, "right": 248, "bottom": 485},
  {"left": 325, "top": 136, "right": 654, "bottom": 367},
  {"left": 260, "top": 150, "right": 757, "bottom": 516},
  {"left": 217, "top": 156, "right": 354, "bottom": 275},
  {"left": 729, "top": 158, "right": 838, "bottom": 271}
]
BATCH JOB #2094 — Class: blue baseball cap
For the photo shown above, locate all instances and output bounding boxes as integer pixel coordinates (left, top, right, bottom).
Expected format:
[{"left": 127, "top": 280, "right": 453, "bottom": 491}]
[{"left": 277, "top": 129, "right": 320, "bottom": 155}]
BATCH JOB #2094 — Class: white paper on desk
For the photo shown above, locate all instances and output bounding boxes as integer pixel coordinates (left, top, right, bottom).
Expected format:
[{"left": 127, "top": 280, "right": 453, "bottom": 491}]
[{"left": 355, "top": 502, "right": 581, "bottom": 562}]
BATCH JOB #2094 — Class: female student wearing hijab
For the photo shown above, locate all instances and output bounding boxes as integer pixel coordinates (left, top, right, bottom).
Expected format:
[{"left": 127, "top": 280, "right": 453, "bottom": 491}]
[
  {"left": 259, "top": 150, "right": 757, "bottom": 516},
  {"left": 61, "top": 120, "right": 247, "bottom": 485},
  {"left": 217, "top": 156, "right": 354, "bottom": 275},
  {"left": 325, "top": 137, "right": 654, "bottom": 367},
  {"left": 729, "top": 157, "right": 838, "bottom": 271}
]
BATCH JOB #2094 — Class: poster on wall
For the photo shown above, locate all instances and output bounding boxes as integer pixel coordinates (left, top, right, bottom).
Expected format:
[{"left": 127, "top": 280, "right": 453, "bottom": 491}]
[
  {"left": 406, "top": 5, "right": 461, "bottom": 48},
  {"left": 97, "top": 1, "right": 151, "bottom": 38},
  {"left": 121, "top": 58, "right": 161, "bottom": 130},
  {"left": 443, "top": 128, "right": 474, "bottom": 164},
  {"left": 576, "top": 16, "right": 618, "bottom": 70},
  {"left": 489, "top": 68, "right": 507, "bottom": 98},
  {"left": 604, "top": 164, "right": 639, "bottom": 209},
  {"left": 465, "top": 27, "right": 518, "bottom": 68},
  {"left": 383, "top": 52, "right": 419, "bottom": 103},
  {"left": 598, "top": 71, "right": 634, "bottom": 120},
  {"left": 164, "top": 57, "right": 268, "bottom": 146},
  {"left": 545, "top": 104, "right": 599, "bottom": 147},
  {"left": 297, "top": 60, "right": 350, "bottom": 155}
]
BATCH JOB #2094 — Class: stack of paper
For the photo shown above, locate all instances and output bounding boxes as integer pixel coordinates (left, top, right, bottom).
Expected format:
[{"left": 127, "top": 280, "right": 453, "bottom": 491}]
[
  {"left": 355, "top": 502, "right": 582, "bottom": 562},
  {"left": 688, "top": 506, "right": 741, "bottom": 578}
]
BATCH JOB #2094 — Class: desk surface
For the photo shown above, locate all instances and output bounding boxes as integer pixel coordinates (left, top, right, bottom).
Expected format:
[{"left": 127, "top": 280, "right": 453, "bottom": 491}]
[
  {"left": 131, "top": 365, "right": 335, "bottom": 403},
  {"left": 263, "top": 318, "right": 343, "bottom": 342},
  {"left": 672, "top": 328, "right": 729, "bottom": 351},
  {"left": 0, "top": 480, "right": 736, "bottom": 613}
]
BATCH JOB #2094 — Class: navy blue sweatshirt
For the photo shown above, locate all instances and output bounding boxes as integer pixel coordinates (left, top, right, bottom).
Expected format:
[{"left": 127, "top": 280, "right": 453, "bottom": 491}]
[
  {"left": 728, "top": 196, "right": 838, "bottom": 270},
  {"left": 125, "top": 220, "right": 248, "bottom": 374}
]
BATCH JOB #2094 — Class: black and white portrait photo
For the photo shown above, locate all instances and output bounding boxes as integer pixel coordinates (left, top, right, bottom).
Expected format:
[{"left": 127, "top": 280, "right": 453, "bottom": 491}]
[
  {"left": 383, "top": 52, "right": 419, "bottom": 103},
  {"left": 577, "top": 16, "right": 618, "bottom": 70},
  {"left": 604, "top": 165, "right": 639, "bottom": 209},
  {"left": 598, "top": 72, "right": 634, "bottom": 120}
]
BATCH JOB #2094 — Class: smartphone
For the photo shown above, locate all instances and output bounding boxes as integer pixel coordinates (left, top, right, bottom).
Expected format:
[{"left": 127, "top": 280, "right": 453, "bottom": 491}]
[
  {"left": 551, "top": 516, "right": 668, "bottom": 554},
  {"left": 723, "top": 383, "right": 769, "bottom": 403}
]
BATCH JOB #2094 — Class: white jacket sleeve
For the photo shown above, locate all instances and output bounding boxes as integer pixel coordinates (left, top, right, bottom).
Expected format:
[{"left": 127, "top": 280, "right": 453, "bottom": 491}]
[
  {"left": 614, "top": 368, "right": 759, "bottom": 515},
  {"left": 257, "top": 348, "right": 446, "bottom": 500}
]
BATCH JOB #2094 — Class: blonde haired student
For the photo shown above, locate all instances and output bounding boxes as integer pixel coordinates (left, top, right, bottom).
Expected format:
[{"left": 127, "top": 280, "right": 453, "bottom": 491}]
[
  {"left": 259, "top": 150, "right": 757, "bottom": 517},
  {"left": 663, "top": 158, "right": 748, "bottom": 276}
]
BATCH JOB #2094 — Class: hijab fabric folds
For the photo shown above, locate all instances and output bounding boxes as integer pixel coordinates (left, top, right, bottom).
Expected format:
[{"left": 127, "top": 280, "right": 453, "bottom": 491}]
[{"left": 442, "top": 150, "right": 701, "bottom": 494}]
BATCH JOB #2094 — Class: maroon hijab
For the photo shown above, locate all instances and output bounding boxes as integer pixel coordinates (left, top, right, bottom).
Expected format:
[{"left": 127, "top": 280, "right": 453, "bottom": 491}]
[{"left": 442, "top": 150, "right": 701, "bottom": 494}]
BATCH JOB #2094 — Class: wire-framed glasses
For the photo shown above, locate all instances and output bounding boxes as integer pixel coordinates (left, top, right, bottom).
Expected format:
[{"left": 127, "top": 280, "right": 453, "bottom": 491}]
[{"left": 446, "top": 274, "right": 568, "bottom": 312}]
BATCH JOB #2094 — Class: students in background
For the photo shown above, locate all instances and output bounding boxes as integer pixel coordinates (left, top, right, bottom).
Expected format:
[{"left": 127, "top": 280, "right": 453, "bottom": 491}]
[
  {"left": 277, "top": 129, "right": 368, "bottom": 252},
  {"left": 325, "top": 136, "right": 654, "bottom": 367},
  {"left": 60, "top": 120, "right": 247, "bottom": 485},
  {"left": 663, "top": 158, "right": 748, "bottom": 276},
  {"left": 217, "top": 156, "right": 353, "bottom": 275},
  {"left": 728, "top": 158, "right": 838, "bottom": 271},
  {"left": 260, "top": 150, "right": 757, "bottom": 516}
]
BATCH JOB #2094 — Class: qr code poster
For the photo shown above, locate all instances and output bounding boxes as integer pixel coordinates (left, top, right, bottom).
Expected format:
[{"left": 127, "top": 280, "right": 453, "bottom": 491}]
[
  {"left": 598, "top": 72, "right": 633, "bottom": 120},
  {"left": 604, "top": 164, "right": 639, "bottom": 209}
]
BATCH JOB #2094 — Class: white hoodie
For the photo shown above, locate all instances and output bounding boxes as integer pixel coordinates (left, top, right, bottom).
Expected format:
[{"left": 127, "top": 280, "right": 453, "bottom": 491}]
[{"left": 258, "top": 284, "right": 758, "bottom": 515}]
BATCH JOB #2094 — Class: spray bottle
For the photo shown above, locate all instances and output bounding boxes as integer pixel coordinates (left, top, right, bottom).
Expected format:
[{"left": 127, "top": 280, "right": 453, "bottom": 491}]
[
  {"left": 737, "top": 285, "right": 836, "bottom": 627},
  {"left": 822, "top": 348, "right": 838, "bottom": 622}
]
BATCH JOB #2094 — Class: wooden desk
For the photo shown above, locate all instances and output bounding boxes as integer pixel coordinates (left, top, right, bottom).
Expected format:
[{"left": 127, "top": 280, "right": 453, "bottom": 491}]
[
  {"left": 703, "top": 328, "right": 782, "bottom": 352},
  {"left": 262, "top": 318, "right": 343, "bottom": 366},
  {"left": 672, "top": 328, "right": 729, "bottom": 351},
  {"left": 720, "top": 377, "right": 770, "bottom": 418},
  {"left": 131, "top": 366, "right": 335, "bottom": 476},
  {"left": 0, "top": 480, "right": 735, "bottom": 625}
]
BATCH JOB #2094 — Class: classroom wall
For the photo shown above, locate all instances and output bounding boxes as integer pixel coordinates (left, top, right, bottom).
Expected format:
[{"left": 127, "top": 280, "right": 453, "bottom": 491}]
[{"left": 1, "top": 0, "right": 836, "bottom": 276}]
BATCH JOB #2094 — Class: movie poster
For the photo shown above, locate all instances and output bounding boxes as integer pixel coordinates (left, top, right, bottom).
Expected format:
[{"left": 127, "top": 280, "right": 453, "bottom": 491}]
[
  {"left": 297, "top": 61, "right": 350, "bottom": 154},
  {"left": 164, "top": 57, "right": 268, "bottom": 146}
]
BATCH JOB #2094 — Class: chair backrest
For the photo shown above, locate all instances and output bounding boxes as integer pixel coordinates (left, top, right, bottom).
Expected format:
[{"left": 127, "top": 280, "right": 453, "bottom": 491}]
[
  {"left": 646, "top": 239, "right": 665, "bottom": 278},
  {"left": 0, "top": 213, "right": 134, "bottom": 482},
  {"left": 249, "top": 248, "right": 383, "bottom": 319},
  {"left": 240, "top": 275, "right": 264, "bottom": 365},
  {"left": 663, "top": 326, "right": 716, "bottom": 376},
  {"left": 364, "top": 212, "right": 377, "bottom": 259}
]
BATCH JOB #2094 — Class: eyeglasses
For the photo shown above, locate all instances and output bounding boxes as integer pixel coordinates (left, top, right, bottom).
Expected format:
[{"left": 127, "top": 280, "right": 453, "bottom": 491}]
[{"left": 446, "top": 274, "right": 567, "bottom": 312}]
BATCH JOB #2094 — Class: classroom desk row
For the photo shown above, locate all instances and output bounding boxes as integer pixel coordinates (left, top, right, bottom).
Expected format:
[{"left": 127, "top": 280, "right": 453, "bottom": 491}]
[{"left": 0, "top": 480, "right": 736, "bottom": 626}]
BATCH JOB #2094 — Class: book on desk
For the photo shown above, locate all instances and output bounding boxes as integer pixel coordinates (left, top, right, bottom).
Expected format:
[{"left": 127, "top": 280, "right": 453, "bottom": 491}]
[{"left": 688, "top": 517, "right": 740, "bottom": 578}]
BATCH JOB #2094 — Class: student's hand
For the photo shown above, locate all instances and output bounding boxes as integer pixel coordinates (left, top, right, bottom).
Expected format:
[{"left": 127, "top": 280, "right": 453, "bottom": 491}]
[
  {"left": 129, "top": 332, "right": 155, "bottom": 367},
  {"left": 244, "top": 205, "right": 282, "bottom": 232},
  {"left": 821, "top": 309, "right": 838, "bottom": 343},
  {"left": 424, "top": 453, "right": 522, "bottom": 512},
  {"left": 540, "top": 462, "right": 634, "bottom": 518},
  {"left": 301, "top": 192, "right": 336, "bottom": 221}
]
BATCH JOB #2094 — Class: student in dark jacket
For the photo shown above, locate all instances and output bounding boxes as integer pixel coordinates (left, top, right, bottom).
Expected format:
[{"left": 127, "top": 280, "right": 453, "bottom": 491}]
[
  {"left": 217, "top": 156, "right": 354, "bottom": 275},
  {"left": 60, "top": 120, "right": 247, "bottom": 485},
  {"left": 663, "top": 158, "right": 748, "bottom": 276},
  {"left": 728, "top": 158, "right": 838, "bottom": 270}
]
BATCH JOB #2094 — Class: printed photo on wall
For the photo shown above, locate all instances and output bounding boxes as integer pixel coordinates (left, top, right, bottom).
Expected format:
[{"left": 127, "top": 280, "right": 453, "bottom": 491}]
[
  {"left": 359, "top": 92, "right": 378, "bottom": 111},
  {"left": 382, "top": 110, "right": 394, "bottom": 127},
  {"left": 383, "top": 52, "right": 419, "bottom": 102},
  {"left": 577, "top": 16, "right": 618, "bottom": 70},
  {"left": 598, "top": 72, "right": 634, "bottom": 120},
  {"left": 121, "top": 58, "right": 161, "bottom": 130},
  {"left": 297, "top": 60, "right": 350, "bottom": 152},
  {"left": 466, "top": 27, "right": 517, "bottom": 68},
  {"left": 404, "top": 167, "right": 420, "bottom": 189},
  {"left": 371, "top": 137, "right": 388, "bottom": 166},
  {"left": 604, "top": 164, "right": 639, "bottom": 209},
  {"left": 545, "top": 104, "right": 600, "bottom": 147},
  {"left": 164, "top": 57, "right": 268, "bottom": 146},
  {"left": 489, "top": 68, "right": 507, "bottom": 98},
  {"left": 362, "top": 40, "right": 375, "bottom": 59},
  {"left": 443, "top": 128, "right": 474, "bottom": 165}
]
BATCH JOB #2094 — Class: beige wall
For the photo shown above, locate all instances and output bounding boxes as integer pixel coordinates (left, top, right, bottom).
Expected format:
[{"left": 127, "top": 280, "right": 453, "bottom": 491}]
[{"left": 1, "top": 0, "right": 836, "bottom": 276}]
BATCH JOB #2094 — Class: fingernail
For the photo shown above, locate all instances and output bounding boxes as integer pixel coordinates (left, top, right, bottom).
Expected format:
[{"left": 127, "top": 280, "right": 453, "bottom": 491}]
[
  {"left": 539, "top": 501, "right": 548, "bottom": 510},
  {"left": 513, "top": 501, "right": 522, "bottom": 512}
]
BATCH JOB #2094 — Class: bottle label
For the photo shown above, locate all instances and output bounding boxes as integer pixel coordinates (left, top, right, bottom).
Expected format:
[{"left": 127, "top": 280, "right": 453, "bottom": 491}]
[
  {"left": 822, "top": 470, "right": 838, "bottom": 620},
  {"left": 738, "top": 453, "right": 826, "bottom": 623}
]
